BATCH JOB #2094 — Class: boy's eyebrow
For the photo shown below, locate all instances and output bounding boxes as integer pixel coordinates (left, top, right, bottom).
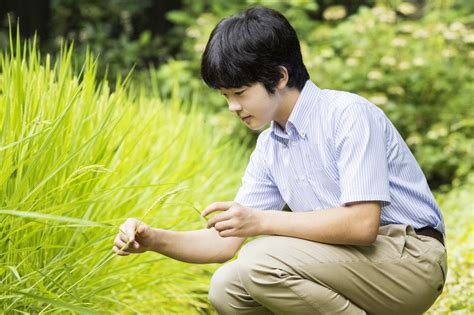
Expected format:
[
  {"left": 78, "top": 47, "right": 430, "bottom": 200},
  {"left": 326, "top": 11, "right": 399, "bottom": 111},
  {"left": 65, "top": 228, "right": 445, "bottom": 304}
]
[{"left": 221, "top": 88, "right": 247, "bottom": 95}]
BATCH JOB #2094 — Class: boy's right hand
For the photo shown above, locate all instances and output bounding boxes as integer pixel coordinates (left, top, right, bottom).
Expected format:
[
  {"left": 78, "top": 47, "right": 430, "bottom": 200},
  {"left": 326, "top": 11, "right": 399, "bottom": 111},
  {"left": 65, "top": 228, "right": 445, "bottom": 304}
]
[{"left": 113, "top": 218, "right": 153, "bottom": 256}]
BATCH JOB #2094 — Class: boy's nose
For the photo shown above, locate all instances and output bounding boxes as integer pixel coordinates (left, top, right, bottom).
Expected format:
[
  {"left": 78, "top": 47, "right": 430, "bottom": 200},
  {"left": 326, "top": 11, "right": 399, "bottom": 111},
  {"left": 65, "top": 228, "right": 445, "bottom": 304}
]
[{"left": 228, "top": 99, "right": 242, "bottom": 112}]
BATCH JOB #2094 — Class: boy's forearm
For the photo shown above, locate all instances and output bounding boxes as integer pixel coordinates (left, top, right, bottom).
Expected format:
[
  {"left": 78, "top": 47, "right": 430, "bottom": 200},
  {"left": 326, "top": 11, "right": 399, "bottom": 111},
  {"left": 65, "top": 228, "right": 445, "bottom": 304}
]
[
  {"left": 148, "top": 227, "right": 234, "bottom": 264},
  {"left": 260, "top": 203, "right": 380, "bottom": 246}
]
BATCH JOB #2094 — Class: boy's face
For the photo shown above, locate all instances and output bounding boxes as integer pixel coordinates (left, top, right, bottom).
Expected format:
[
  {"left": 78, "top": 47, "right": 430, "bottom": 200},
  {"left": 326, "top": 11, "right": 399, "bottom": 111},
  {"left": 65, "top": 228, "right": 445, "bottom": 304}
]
[{"left": 220, "top": 83, "right": 282, "bottom": 130}]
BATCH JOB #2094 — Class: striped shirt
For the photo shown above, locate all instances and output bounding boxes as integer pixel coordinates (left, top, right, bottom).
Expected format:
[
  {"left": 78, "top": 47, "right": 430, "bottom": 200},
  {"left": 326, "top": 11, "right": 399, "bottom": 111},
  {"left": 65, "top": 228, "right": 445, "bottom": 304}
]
[{"left": 234, "top": 80, "right": 445, "bottom": 234}]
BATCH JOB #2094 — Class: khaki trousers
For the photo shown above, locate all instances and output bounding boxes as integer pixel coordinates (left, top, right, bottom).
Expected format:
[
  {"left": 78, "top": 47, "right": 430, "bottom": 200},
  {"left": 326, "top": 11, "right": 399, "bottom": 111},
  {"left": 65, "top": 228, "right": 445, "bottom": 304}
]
[{"left": 208, "top": 224, "right": 447, "bottom": 315}]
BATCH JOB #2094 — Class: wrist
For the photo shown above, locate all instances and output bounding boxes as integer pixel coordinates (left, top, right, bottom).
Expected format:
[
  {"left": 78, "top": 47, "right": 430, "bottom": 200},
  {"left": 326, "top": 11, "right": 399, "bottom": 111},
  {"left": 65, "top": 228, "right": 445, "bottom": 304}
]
[
  {"left": 257, "top": 210, "right": 271, "bottom": 235},
  {"left": 148, "top": 227, "right": 167, "bottom": 252}
]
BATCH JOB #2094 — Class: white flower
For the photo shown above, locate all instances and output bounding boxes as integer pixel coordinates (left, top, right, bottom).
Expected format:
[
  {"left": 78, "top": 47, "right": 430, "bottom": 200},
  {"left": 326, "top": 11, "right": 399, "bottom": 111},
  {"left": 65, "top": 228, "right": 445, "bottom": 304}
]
[
  {"left": 398, "top": 2, "right": 417, "bottom": 15},
  {"left": 372, "top": 6, "right": 396, "bottom": 23},
  {"left": 449, "top": 22, "right": 466, "bottom": 32},
  {"left": 312, "top": 56, "right": 324, "bottom": 66},
  {"left": 434, "top": 23, "right": 447, "bottom": 33},
  {"left": 413, "top": 29, "right": 429, "bottom": 39},
  {"left": 323, "top": 5, "right": 347, "bottom": 20},
  {"left": 194, "top": 43, "right": 206, "bottom": 53},
  {"left": 186, "top": 27, "right": 200, "bottom": 38},
  {"left": 443, "top": 31, "right": 458, "bottom": 40},
  {"left": 388, "top": 86, "right": 405, "bottom": 96},
  {"left": 366, "top": 20, "right": 376, "bottom": 29},
  {"left": 398, "top": 61, "right": 411, "bottom": 70},
  {"left": 381, "top": 56, "right": 397, "bottom": 66},
  {"left": 413, "top": 57, "right": 426, "bottom": 66},
  {"left": 407, "top": 135, "right": 422, "bottom": 145},
  {"left": 441, "top": 48, "right": 456, "bottom": 58},
  {"left": 400, "top": 24, "right": 414, "bottom": 33},
  {"left": 426, "top": 130, "right": 437, "bottom": 140},
  {"left": 354, "top": 24, "right": 365, "bottom": 33},
  {"left": 391, "top": 37, "right": 408, "bottom": 47},
  {"left": 369, "top": 94, "right": 388, "bottom": 106},
  {"left": 197, "top": 16, "right": 208, "bottom": 26},
  {"left": 427, "top": 128, "right": 448, "bottom": 140},
  {"left": 462, "top": 33, "right": 474, "bottom": 44},
  {"left": 353, "top": 49, "right": 365, "bottom": 58},
  {"left": 368, "top": 70, "right": 383, "bottom": 80},
  {"left": 345, "top": 57, "right": 359, "bottom": 66}
]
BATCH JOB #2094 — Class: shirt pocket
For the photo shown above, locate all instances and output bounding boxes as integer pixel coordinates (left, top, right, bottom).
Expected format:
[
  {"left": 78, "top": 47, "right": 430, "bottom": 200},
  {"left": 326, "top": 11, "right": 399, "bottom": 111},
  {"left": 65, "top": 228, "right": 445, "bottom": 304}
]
[{"left": 305, "top": 161, "right": 341, "bottom": 207}]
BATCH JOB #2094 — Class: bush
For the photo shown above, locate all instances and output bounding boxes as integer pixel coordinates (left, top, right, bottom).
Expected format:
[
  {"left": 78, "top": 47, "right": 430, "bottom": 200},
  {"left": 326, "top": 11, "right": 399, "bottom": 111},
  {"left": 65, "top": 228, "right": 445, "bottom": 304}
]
[
  {"left": 304, "top": 4, "right": 473, "bottom": 188},
  {"left": 428, "top": 174, "right": 474, "bottom": 313}
]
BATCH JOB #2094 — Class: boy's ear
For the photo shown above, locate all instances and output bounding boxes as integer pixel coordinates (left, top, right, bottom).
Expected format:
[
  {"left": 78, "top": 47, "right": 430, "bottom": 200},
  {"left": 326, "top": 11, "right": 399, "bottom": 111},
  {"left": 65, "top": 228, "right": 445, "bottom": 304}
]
[{"left": 276, "top": 66, "right": 289, "bottom": 90}]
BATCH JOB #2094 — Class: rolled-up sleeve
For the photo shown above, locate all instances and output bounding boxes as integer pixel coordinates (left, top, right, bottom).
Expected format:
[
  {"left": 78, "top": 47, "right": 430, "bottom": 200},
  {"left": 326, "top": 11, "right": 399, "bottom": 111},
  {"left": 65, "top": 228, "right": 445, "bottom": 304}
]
[
  {"left": 234, "top": 139, "right": 286, "bottom": 211},
  {"left": 334, "top": 103, "right": 391, "bottom": 206}
]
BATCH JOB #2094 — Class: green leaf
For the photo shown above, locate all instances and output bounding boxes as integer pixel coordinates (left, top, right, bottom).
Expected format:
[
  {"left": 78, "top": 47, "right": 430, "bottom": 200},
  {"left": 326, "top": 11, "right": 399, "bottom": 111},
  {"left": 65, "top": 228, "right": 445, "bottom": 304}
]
[
  {"left": 10, "top": 290, "right": 100, "bottom": 314},
  {"left": 0, "top": 210, "right": 110, "bottom": 227}
]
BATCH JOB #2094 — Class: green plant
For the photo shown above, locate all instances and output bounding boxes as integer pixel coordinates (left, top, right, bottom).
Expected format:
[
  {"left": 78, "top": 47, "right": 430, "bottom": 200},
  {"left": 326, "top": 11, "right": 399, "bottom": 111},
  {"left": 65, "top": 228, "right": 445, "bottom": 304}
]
[
  {"left": 302, "top": 4, "right": 473, "bottom": 187},
  {"left": 428, "top": 174, "right": 474, "bottom": 313},
  {"left": 0, "top": 31, "right": 251, "bottom": 313}
]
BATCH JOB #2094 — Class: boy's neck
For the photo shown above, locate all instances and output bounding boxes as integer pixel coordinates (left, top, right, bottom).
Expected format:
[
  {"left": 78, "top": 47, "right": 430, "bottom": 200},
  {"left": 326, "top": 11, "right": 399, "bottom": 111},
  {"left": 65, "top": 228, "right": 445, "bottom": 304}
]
[{"left": 274, "top": 87, "right": 302, "bottom": 131}]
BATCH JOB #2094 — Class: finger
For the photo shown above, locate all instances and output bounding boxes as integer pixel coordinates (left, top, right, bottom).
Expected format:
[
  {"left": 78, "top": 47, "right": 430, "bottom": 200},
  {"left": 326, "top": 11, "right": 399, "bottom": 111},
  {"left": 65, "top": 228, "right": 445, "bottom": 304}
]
[
  {"left": 127, "top": 225, "right": 137, "bottom": 242},
  {"left": 207, "top": 212, "right": 234, "bottom": 229},
  {"left": 119, "top": 226, "right": 134, "bottom": 243},
  {"left": 214, "top": 220, "right": 234, "bottom": 232},
  {"left": 201, "top": 201, "right": 234, "bottom": 217},
  {"left": 124, "top": 219, "right": 139, "bottom": 242},
  {"left": 114, "top": 236, "right": 128, "bottom": 249},
  {"left": 112, "top": 246, "right": 130, "bottom": 256},
  {"left": 119, "top": 232, "right": 129, "bottom": 243},
  {"left": 136, "top": 224, "right": 148, "bottom": 237},
  {"left": 218, "top": 228, "right": 236, "bottom": 238}
]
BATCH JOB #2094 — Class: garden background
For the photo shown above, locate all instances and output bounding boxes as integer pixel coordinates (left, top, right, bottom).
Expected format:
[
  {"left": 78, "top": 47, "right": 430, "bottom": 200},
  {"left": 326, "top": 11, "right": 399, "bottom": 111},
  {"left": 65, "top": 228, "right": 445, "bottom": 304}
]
[{"left": 0, "top": 0, "right": 472, "bottom": 313}]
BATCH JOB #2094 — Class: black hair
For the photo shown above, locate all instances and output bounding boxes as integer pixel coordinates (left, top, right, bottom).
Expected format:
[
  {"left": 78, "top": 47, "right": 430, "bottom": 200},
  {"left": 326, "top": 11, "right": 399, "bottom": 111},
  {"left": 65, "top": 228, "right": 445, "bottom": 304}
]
[{"left": 201, "top": 6, "right": 309, "bottom": 93}]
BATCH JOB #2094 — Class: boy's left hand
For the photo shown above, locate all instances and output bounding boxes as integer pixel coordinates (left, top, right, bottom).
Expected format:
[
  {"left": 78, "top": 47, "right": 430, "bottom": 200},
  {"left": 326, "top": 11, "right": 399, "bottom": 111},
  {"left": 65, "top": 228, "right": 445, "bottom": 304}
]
[{"left": 201, "top": 201, "right": 263, "bottom": 237}]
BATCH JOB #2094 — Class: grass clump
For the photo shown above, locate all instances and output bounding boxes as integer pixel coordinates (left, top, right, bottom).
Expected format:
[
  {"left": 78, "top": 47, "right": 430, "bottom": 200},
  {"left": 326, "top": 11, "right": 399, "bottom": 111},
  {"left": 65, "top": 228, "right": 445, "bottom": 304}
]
[{"left": 0, "top": 32, "right": 250, "bottom": 313}]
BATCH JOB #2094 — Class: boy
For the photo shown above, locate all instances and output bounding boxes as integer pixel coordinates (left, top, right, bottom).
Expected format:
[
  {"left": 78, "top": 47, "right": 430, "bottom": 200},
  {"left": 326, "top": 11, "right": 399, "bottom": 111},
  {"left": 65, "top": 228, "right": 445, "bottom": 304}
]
[{"left": 113, "top": 6, "right": 446, "bottom": 314}]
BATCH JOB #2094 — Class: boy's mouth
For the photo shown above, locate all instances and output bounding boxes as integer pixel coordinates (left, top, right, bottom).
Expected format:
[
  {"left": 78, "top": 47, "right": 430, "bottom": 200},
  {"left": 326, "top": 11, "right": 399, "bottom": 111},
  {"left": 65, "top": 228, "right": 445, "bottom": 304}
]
[{"left": 241, "top": 115, "right": 252, "bottom": 123}]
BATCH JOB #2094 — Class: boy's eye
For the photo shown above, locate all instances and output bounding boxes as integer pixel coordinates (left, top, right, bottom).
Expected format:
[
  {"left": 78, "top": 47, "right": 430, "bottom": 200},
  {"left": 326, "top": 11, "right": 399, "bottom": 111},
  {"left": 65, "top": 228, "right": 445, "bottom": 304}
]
[{"left": 221, "top": 89, "right": 246, "bottom": 97}]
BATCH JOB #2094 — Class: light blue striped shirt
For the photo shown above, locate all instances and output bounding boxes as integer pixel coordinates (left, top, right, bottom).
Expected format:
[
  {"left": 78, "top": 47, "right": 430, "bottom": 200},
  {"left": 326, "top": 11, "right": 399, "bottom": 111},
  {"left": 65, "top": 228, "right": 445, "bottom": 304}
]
[{"left": 234, "top": 80, "right": 445, "bottom": 234}]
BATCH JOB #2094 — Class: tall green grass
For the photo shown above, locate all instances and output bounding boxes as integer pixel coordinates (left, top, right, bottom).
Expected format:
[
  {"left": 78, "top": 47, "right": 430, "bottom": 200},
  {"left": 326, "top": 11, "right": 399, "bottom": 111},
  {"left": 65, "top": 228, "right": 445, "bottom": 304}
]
[{"left": 0, "top": 32, "right": 251, "bottom": 313}]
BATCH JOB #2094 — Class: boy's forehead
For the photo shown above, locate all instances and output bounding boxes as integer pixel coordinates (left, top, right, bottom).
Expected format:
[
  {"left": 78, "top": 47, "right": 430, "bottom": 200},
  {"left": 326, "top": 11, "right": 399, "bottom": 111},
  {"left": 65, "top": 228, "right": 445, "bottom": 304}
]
[{"left": 219, "top": 83, "right": 256, "bottom": 93}]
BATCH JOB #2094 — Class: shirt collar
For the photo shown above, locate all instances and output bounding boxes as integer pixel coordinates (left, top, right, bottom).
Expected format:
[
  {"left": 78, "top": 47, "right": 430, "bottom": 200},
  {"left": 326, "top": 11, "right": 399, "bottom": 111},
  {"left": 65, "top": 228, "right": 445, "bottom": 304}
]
[{"left": 270, "top": 80, "right": 321, "bottom": 143}]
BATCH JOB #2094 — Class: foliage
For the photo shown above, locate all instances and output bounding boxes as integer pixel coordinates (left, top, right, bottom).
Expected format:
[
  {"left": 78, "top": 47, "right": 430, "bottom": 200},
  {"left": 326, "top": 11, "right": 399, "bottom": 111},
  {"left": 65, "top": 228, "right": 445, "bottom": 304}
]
[
  {"left": 0, "top": 34, "right": 251, "bottom": 313},
  {"left": 303, "top": 4, "right": 474, "bottom": 188},
  {"left": 0, "top": 0, "right": 170, "bottom": 80},
  {"left": 428, "top": 174, "right": 474, "bottom": 314}
]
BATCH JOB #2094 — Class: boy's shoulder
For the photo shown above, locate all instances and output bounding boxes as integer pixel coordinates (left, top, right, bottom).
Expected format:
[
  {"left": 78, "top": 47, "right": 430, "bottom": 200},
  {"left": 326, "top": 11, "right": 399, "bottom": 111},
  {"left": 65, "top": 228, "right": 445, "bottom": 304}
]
[
  {"left": 319, "top": 88, "right": 375, "bottom": 112},
  {"left": 255, "top": 86, "right": 386, "bottom": 150},
  {"left": 318, "top": 88, "right": 387, "bottom": 124}
]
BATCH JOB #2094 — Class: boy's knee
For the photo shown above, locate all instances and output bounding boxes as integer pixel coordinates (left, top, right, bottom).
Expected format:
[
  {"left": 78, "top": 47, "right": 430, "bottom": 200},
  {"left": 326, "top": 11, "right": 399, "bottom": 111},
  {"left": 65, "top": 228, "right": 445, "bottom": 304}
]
[
  {"left": 237, "top": 238, "right": 289, "bottom": 294},
  {"left": 208, "top": 262, "right": 239, "bottom": 312}
]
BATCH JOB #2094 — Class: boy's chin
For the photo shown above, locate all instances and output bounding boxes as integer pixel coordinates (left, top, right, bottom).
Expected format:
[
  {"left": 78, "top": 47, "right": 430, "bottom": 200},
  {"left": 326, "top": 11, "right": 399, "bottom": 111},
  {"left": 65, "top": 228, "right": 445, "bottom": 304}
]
[{"left": 247, "top": 121, "right": 268, "bottom": 131}]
